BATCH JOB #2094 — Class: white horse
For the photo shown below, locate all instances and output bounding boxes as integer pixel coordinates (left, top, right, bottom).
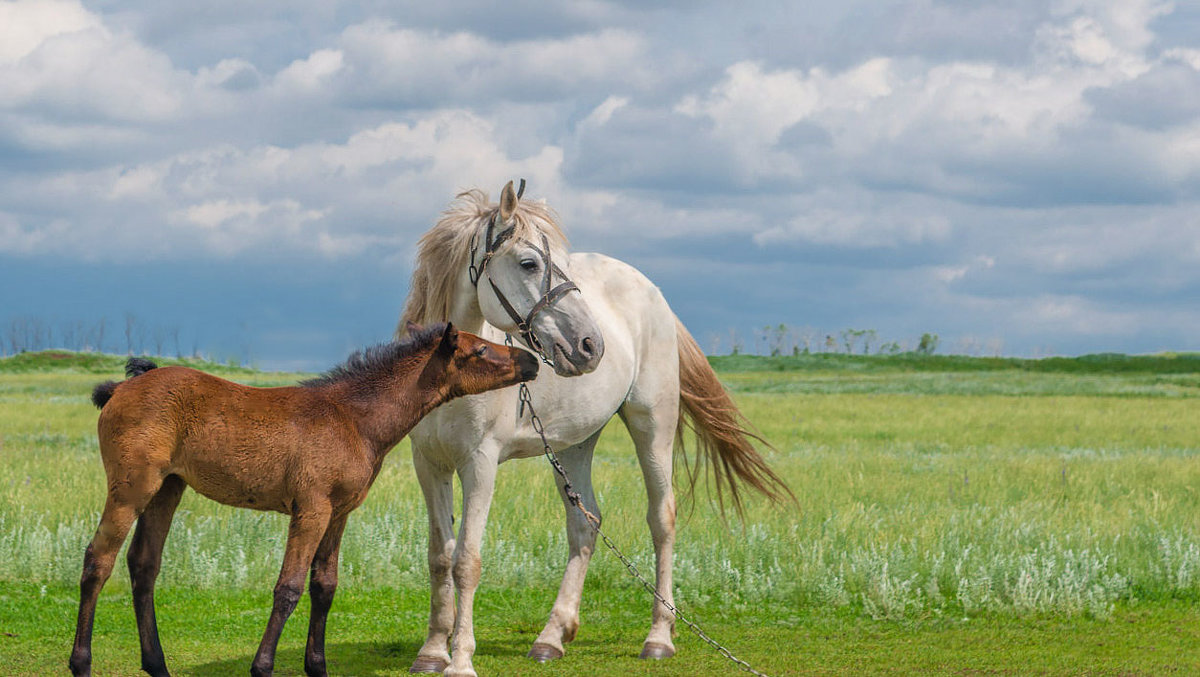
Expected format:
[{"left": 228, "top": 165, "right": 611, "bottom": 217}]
[{"left": 398, "top": 182, "right": 790, "bottom": 677}]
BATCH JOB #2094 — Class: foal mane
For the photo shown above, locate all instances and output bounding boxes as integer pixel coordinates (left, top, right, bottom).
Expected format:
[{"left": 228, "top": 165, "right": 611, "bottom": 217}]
[
  {"left": 397, "top": 188, "right": 568, "bottom": 334},
  {"left": 302, "top": 323, "right": 448, "bottom": 391}
]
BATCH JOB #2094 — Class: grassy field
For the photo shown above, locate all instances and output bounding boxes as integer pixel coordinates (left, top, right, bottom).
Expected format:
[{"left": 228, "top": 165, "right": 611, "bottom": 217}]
[{"left": 2, "top": 350, "right": 1200, "bottom": 675}]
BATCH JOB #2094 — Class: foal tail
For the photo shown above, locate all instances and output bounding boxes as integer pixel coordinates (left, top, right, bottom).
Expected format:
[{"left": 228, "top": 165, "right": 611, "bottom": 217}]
[
  {"left": 91, "top": 357, "right": 160, "bottom": 409},
  {"left": 675, "top": 317, "right": 795, "bottom": 516}
]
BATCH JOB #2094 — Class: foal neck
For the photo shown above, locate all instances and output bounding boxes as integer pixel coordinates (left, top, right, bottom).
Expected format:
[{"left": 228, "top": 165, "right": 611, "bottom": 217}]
[{"left": 339, "top": 356, "right": 452, "bottom": 461}]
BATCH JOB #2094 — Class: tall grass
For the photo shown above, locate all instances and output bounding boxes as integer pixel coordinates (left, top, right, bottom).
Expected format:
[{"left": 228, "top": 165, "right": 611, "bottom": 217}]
[{"left": 2, "top": 356, "right": 1199, "bottom": 623}]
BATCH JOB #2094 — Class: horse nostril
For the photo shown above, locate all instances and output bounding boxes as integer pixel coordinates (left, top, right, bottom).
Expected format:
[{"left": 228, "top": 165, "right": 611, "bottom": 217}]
[{"left": 580, "top": 336, "right": 595, "bottom": 357}]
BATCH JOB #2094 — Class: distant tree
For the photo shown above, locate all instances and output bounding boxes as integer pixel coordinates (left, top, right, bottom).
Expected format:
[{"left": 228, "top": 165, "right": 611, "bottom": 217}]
[
  {"left": 60, "top": 321, "right": 75, "bottom": 351},
  {"left": 729, "top": 328, "right": 742, "bottom": 355},
  {"left": 92, "top": 318, "right": 107, "bottom": 353},
  {"left": 798, "top": 327, "right": 816, "bottom": 355},
  {"left": 706, "top": 332, "right": 721, "bottom": 355},
  {"left": 769, "top": 323, "right": 788, "bottom": 356},
  {"left": 862, "top": 329, "right": 877, "bottom": 355},
  {"left": 152, "top": 326, "right": 166, "bottom": 357},
  {"left": 917, "top": 333, "right": 939, "bottom": 355},
  {"left": 125, "top": 313, "right": 136, "bottom": 355},
  {"left": 986, "top": 337, "right": 1004, "bottom": 357},
  {"left": 840, "top": 328, "right": 865, "bottom": 354}
]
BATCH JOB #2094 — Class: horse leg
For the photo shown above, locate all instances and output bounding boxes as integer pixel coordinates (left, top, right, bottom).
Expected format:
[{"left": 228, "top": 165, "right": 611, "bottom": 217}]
[
  {"left": 529, "top": 431, "right": 603, "bottom": 662},
  {"left": 251, "top": 503, "right": 332, "bottom": 677},
  {"left": 127, "top": 474, "right": 186, "bottom": 677},
  {"left": 445, "top": 451, "right": 500, "bottom": 677},
  {"left": 304, "top": 515, "right": 348, "bottom": 677},
  {"left": 410, "top": 450, "right": 456, "bottom": 674},
  {"left": 71, "top": 469, "right": 165, "bottom": 676},
  {"left": 621, "top": 397, "right": 679, "bottom": 660}
]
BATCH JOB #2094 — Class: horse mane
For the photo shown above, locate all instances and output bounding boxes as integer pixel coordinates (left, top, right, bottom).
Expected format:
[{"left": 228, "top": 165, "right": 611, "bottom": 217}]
[
  {"left": 397, "top": 188, "right": 569, "bottom": 335},
  {"left": 302, "top": 323, "right": 448, "bottom": 390}
]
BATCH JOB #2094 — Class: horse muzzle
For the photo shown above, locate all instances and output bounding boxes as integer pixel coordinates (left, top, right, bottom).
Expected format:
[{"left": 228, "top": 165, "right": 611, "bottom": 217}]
[{"left": 552, "top": 332, "right": 604, "bottom": 377}]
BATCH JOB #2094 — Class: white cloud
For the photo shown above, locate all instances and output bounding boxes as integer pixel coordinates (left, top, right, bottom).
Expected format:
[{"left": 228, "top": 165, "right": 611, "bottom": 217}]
[
  {"left": 0, "top": 111, "right": 567, "bottom": 259},
  {"left": 2, "top": 0, "right": 1200, "bottom": 357},
  {"left": 0, "top": 0, "right": 185, "bottom": 122},
  {"left": 0, "top": 0, "right": 100, "bottom": 65},
  {"left": 1021, "top": 294, "right": 1141, "bottom": 335},
  {"left": 274, "top": 49, "right": 344, "bottom": 93},
  {"left": 754, "top": 207, "right": 951, "bottom": 249},
  {"left": 334, "top": 21, "right": 652, "bottom": 104}
]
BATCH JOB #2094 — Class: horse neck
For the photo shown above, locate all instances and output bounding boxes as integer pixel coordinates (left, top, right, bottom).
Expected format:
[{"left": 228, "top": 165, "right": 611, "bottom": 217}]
[{"left": 447, "top": 272, "right": 487, "bottom": 334}]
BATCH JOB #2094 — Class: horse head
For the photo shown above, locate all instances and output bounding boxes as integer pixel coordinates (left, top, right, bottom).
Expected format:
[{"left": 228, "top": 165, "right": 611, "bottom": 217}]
[{"left": 471, "top": 180, "right": 605, "bottom": 377}]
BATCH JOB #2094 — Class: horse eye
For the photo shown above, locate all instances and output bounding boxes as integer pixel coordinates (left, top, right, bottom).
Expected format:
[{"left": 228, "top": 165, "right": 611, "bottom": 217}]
[
  {"left": 519, "top": 259, "right": 538, "bottom": 271},
  {"left": 474, "top": 345, "right": 488, "bottom": 357}
]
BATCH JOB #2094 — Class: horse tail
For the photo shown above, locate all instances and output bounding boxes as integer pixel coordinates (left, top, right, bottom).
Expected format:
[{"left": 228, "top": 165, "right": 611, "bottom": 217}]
[
  {"left": 675, "top": 317, "right": 795, "bottom": 516},
  {"left": 92, "top": 358, "right": 160, "bottom": 409},
  {"left": 91, "top": 381, "right": 119, "bottom": 409}
]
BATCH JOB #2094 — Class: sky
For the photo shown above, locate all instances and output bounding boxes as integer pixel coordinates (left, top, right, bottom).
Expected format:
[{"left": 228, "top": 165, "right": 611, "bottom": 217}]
[{"left": 2, "top": 0, "right": 1199, "bottom": 370}]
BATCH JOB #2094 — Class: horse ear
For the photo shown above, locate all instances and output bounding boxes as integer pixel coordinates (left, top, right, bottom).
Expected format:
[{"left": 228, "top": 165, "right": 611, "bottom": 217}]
[
  {"left": 499, "top": 180, "right": 517, "bottom": 222},
  {"left": 437, "top": 322, "right": 459, "bottom": 356}
]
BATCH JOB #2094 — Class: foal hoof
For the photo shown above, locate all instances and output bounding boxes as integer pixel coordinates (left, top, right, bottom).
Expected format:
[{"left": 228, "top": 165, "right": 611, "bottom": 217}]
[
  {"left": 409, "top": 655, "right": 449, "bottom": 673},
  {"left": 526, "top": 643, "right": 563, "bottom": 662},
  {"left": 639, "top": 642, "right": 675, "bottom": 660}
]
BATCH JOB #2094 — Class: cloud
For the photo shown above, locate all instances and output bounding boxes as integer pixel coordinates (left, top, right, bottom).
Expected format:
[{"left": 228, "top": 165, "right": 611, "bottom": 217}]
[
  {"left": 3, "top": 0, "right": 1200, "bottom": 361},
  {"left": 0, "top": 0, "right": 186, "bottom": 122},
  {"left": 333, "top": 21, "right": 653, "bottom": 107},
  {"left": 0, "top": 111, "right": 565, "bottom": 260}
]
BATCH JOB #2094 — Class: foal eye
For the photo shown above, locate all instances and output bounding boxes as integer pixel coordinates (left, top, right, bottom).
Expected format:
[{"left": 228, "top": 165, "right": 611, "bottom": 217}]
[
  {"left": 473, "top": 345, "right": 488, "bottom": 357},
  {"left": 519, "top": 259, "right": 538, "bottom": 271}
]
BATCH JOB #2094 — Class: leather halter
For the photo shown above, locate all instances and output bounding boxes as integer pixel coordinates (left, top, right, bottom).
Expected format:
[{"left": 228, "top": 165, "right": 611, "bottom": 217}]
[{"left": 467, "top": 208, "right": 580, "bottom": 362}]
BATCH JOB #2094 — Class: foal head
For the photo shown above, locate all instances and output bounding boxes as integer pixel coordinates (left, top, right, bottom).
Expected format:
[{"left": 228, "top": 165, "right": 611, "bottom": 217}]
[{"left": 419, "top": 322, "right": 540, "bottom": 398}]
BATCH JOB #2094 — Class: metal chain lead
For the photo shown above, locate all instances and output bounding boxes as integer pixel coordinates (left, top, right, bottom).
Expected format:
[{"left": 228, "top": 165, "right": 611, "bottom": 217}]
[{"left": 515, "top": 378, "right": 774, "bottom": 677}]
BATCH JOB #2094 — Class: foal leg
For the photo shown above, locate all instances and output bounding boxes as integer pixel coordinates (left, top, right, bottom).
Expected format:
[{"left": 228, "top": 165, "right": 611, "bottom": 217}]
[
  {"left": 71, "top": 469, "right": 165, "bottom": 676},
  {"left": 127, "top": 474, "right": 187, "bottom": 677},
  {"left": 251, "top": 503, "right": 332, "bottom": 677},
  {"left": 304, "top": 515, "right": 347, "bottom": 677},
  {"left": 529, "top": 430, "right": 603, "bottom": 662},
  {"left": 621, "top": 396, "right": 680, "bottom": 660}
]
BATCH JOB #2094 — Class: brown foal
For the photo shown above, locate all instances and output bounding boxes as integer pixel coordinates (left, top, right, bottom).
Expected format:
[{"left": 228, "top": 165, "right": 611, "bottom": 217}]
[{"left": 69, "top": 323, "right": 538, "bottom": 677}]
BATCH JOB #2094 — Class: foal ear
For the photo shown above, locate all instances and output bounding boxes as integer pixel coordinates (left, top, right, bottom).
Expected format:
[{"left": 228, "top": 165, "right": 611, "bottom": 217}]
[
  {"left": 437, "top": 322, "right": 459, "bottom": 357},
  {"left": 498, "top": 180, "right": 517, "bottom": 222}
]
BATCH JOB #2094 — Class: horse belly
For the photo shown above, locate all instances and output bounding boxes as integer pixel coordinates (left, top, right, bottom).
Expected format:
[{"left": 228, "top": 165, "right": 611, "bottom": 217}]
[{"left": 174, "top": 444, "right": 292, "bottom": 513}]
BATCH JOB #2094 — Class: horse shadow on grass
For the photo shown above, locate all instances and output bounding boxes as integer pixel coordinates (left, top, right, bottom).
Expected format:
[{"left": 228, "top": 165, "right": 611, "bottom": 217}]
[{"left": 183, "top": 637, "right": 543, "bottom": 675}]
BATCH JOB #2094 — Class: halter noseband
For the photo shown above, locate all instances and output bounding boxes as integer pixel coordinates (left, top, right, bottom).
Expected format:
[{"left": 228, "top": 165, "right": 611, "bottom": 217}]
[{"left": 467, "top": 196, "right": 580, "bottom": 363}]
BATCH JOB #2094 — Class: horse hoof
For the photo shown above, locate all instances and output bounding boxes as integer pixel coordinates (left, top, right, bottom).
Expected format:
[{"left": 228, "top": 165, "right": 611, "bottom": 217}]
[
  {"left": 409, "top": 655, "right": 449, "bottom": 673},
  {"left": 527, "top": 643, "right": 564, "bottom": 662},
  {"left": 639, "top": 642, "right": 675, "bottom": 660}
]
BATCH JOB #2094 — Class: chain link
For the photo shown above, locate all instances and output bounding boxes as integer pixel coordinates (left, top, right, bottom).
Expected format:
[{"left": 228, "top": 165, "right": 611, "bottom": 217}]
[{"left": 515, "top": 378, "right": 775, "bottom": 677}]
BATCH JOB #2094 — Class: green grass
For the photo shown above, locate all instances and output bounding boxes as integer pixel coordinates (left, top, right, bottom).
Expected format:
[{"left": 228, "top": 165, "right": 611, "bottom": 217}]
[
  {"left": 0, "top": 350, "right": 264, "bottom": 376},
  {"left": 2, "top": 351, "right": 1200, "bottom": 674}
]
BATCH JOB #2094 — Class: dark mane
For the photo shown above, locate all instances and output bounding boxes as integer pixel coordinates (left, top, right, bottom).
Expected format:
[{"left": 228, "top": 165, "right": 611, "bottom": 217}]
[{"left": 301, "top": 323, "right": 447, "bottom": 390}]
